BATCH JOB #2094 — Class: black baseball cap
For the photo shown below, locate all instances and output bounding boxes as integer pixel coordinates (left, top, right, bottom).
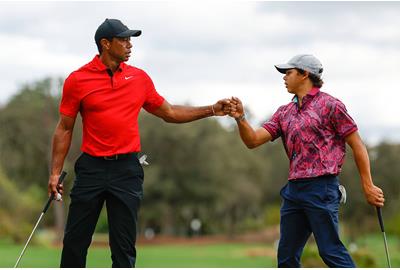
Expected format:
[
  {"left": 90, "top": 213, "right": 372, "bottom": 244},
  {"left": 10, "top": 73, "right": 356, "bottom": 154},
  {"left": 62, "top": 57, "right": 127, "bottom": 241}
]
[{"left": 95, "top": 18, "right": 141, "bottom": 45}]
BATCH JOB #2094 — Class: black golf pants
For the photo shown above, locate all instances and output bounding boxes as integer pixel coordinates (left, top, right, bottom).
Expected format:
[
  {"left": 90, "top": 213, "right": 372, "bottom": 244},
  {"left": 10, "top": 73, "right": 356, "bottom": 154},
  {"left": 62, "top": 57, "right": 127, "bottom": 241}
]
[{"left": 60, "top": 153, "right": 143, "bottom": 268}]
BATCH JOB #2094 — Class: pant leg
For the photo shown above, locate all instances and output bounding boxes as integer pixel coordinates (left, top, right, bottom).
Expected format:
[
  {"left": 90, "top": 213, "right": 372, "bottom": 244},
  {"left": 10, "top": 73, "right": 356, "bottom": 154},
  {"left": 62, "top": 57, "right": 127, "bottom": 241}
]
[
  {"left": 106, "top": 155, "right": 144, "bottom": 268},
  {"left": 303, "top": 176, "right": 355, "bottom": 268},
  {"left": 60, "top": 154, "right": 107, "bottom": 268},
  {"left": 106, "top": 193, "right": 141, "bottom": 268},
  {"left": 278, "top": 184, "right": 312, "bottom": 268}
]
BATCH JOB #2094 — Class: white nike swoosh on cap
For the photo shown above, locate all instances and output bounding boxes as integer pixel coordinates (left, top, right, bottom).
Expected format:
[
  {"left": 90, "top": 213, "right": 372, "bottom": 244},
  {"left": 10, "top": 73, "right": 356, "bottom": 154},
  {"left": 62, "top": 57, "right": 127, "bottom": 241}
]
[{"left": 125, "top": 76, "right": 133, "bottom": 80}]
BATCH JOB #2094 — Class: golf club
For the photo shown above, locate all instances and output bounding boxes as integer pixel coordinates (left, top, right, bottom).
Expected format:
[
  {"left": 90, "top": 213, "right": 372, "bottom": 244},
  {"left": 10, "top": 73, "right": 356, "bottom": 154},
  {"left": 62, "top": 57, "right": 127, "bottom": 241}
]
[
  {"left": 376, "top": 207, "right": 391, "bottom": 268},
  {"left": 14, "top": 171, "right": 67, "bottom": 268}
]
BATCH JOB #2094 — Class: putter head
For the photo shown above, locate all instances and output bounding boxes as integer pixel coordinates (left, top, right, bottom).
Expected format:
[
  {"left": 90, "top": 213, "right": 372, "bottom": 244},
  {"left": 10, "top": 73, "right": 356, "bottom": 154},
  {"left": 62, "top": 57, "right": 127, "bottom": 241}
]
[{"left": 139, "top": 154, "right": 149, "bottom": 166}]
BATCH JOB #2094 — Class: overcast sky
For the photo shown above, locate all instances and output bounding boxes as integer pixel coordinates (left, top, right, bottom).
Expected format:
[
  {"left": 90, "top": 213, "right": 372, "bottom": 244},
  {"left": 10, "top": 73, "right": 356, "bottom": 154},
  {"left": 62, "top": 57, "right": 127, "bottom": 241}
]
[{"left": 1, "top": 1, "right": 400, "bottom": 144}]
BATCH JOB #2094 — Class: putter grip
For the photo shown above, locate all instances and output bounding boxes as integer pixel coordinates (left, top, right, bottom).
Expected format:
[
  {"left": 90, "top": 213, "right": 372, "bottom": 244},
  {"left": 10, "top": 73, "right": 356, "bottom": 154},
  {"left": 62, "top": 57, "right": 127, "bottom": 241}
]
[
  {"left": 376, "top": 207, "right": 385, "bottom": 232},
  {"left": 42, "top": 171, "right": 67, "bottom": 213}
]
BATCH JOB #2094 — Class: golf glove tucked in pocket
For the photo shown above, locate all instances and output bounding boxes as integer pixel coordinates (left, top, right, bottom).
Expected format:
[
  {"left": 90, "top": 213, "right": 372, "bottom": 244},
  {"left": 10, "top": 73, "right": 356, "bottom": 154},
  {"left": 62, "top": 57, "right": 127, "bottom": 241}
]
[{"left": 339, "top": 184, "right": 347, "bottom": 204}]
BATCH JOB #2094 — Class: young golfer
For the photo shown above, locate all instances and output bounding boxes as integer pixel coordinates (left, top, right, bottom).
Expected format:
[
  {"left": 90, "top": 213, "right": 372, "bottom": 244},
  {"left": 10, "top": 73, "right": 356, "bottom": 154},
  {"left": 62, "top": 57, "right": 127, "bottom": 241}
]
[{"left": 228, "top": 54, "right": 385, "bottom": 267}]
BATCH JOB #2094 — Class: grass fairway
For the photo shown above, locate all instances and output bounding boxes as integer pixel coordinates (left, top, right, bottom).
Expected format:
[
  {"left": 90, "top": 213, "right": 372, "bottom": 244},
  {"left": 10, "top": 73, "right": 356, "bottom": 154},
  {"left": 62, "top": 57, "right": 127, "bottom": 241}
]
[
  {"left": 1, "top": 242, "right": 275, "bottom": 267},
  {"left": 2, "top": 234, "right": 399, "bottom": 267},
  {"left": 136, "top": 243, "right": 275, "bottom": 267},
  {"left": 354, "top": 233, "right": 400, "bottom": 267}
]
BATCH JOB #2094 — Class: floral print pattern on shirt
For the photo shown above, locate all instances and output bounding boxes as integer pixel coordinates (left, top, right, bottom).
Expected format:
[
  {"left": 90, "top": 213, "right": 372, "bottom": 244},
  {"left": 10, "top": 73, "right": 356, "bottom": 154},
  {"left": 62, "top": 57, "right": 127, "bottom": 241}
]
[{"left": 263, "top": 88, "right": 357, "bottom": 180}]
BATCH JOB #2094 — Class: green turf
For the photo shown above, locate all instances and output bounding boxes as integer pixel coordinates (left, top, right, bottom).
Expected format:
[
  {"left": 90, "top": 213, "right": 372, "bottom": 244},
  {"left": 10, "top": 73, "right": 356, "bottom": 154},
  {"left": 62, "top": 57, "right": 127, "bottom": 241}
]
[
  {"left": 136, "top": 244, "right": 274, "bottom": 267},
  {"left": 1, "top": 242, "right": 274, "bottom": 267},
  {"left": 2, "top": 234, "right": 398, "bottom": 268},
  {"left": 354, "top": 233, "right": 400, "bottom": 267}
]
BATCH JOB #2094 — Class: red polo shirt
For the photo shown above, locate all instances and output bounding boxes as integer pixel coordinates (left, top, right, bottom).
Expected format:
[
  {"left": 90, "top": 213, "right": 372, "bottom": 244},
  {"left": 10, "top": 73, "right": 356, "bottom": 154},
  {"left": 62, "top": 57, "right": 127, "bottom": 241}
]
[{"left": 60, "top": 55, "right": 165, "bottom": 156}]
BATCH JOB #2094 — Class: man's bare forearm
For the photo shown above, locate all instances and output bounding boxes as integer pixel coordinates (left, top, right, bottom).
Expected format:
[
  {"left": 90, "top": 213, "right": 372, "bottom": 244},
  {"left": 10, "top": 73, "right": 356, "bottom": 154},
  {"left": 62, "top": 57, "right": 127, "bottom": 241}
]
[
  {"left": 50, "top": 123, "right": 73, "bottom": 175},
  {"left": 151, "top": 99, "right": 230, "bottom": 123},
  {"left": 164, "top": 105, "right": 214, "bottom": 123}
]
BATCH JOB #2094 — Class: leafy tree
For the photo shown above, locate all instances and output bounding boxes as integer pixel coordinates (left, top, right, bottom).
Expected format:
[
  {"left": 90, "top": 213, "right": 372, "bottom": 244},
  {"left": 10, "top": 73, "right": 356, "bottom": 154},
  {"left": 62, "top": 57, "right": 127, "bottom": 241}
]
[
  {"left": 0, "top": 166, "right": 40, "bottom": 242},
  {"left": 0, "top": 78, "right": 60, "bottom": 189}
]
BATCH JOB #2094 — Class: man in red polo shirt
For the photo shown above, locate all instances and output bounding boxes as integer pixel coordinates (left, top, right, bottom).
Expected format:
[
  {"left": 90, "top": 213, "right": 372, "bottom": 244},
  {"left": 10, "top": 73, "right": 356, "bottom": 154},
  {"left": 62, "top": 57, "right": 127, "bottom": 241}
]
[
  {"left": 228, "top": 54, "right": 385, "bottom": 267},
  {"left": 48, "top": 18, "right": 231, "bottom": 268}
]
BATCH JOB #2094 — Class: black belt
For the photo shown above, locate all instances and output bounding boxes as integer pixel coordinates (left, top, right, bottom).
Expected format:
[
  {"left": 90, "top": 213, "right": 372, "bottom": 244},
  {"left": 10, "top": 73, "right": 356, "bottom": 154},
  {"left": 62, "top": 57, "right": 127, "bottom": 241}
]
[{"left": 84, "top": 152, "right": 137, "bottom": 161}]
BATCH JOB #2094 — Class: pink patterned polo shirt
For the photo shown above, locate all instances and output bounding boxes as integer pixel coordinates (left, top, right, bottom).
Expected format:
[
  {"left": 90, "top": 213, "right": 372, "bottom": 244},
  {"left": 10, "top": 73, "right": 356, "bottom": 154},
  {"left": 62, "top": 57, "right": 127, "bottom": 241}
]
[{"left": 263, "top": 87, "right": 358, "bottom": 180}]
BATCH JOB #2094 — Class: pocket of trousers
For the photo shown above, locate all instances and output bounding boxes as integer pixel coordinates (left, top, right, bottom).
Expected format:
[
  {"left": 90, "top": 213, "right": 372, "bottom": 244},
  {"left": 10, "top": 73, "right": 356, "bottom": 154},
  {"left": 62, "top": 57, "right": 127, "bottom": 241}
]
[
  {"left": 74, "top": 153, "right": 84, "bottom": 174},
  {"left": 324, "top": 181, "right": 340, "bottom": 203}
]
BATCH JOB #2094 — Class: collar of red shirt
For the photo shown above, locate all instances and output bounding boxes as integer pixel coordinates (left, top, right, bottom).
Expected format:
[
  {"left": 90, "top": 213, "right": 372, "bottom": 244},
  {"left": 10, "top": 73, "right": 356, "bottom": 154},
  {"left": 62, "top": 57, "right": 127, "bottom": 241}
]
[
  {"left": 292, "top": 87, "right": 320, "bottom": 104},
  {"left": 91, "top": 55, "right": 126, "bottom": 72}
]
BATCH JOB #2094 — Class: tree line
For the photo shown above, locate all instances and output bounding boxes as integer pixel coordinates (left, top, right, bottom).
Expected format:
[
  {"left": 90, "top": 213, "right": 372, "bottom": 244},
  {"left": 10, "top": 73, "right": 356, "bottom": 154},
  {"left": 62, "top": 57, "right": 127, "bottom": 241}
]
[{"left": 0, "top": 78, "right": 399, "bottom": 242}]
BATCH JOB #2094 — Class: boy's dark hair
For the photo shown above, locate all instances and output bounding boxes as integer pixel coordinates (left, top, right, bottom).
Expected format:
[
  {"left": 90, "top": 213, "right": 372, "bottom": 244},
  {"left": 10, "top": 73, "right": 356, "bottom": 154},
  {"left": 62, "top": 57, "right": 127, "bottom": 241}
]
[{"left": 296, "top": 68, "right": 324, "bottom": 88}]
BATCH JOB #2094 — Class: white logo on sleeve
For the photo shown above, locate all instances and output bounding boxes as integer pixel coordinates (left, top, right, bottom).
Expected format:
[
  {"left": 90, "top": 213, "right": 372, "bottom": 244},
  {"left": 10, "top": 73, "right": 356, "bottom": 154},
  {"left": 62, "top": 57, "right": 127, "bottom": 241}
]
[{"left": 125, "top": 76, "right": 133, "bottom": 80}]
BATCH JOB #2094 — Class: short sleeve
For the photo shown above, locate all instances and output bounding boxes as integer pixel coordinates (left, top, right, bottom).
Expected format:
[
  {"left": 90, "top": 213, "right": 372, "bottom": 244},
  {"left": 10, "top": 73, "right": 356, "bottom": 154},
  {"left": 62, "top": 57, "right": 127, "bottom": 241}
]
[
  {"left": 262, "top": 107, "right": 283, "bottom": 141},
  {"left": 331, "top": 100, "right": 358, "bottom": 138},
  {"left": 59, "top": 73, "right": 80, "bottom": 118},
  {"left": 142, "top": 73, "right": 165, "bottom": 112}
]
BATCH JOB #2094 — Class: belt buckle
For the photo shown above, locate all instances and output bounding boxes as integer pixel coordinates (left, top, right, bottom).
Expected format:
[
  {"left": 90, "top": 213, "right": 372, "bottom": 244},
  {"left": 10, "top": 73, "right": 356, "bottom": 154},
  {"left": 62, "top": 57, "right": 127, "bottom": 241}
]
[{"left": 104, "top": 154, "right": 118, "bottom": 160}]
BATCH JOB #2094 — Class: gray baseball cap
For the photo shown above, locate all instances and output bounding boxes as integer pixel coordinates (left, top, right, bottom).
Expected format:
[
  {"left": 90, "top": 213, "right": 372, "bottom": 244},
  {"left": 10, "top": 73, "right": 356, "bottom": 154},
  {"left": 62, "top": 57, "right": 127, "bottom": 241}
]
[{"left": 275, "top": 54, "right": 323, "bottom": 77}]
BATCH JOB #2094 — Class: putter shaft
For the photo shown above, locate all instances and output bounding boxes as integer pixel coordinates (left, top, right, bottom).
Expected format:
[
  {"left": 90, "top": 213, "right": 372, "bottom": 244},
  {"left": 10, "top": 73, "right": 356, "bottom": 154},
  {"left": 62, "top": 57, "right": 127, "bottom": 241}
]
[
  {"left": 376, "top": 207, "right": 391, "bottom": 268},
  {"left": 14, "top": 171, "right": 67, "bottom": 268},
  {"left": 382, "top": 231, "right": 391, "bottom": 268},
  {"left": 14, "top": 213, "right": 45, "bottom": 268}
]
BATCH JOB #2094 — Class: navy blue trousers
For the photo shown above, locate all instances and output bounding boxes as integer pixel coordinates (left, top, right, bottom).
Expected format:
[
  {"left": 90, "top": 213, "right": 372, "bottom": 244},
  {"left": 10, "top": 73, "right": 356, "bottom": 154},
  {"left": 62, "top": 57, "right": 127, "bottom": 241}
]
[
  {"left": 278, "top": 175, "right": 355, "bottom": 268},
  {"left": 60, "top": 153, "right": 143, "bottom": 268}
]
